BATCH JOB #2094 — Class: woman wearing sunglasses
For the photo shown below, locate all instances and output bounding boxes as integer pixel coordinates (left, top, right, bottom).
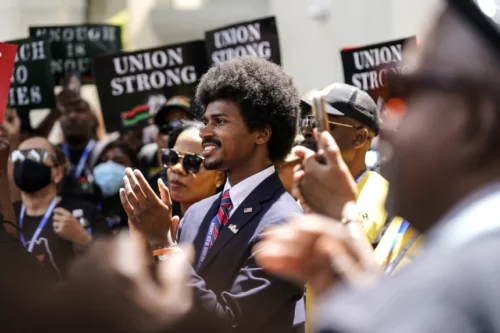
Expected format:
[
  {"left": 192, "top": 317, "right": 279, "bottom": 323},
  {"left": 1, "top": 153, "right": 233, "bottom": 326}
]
[{"left": 163, "top": 120, "right": 225, "bottom": 219}]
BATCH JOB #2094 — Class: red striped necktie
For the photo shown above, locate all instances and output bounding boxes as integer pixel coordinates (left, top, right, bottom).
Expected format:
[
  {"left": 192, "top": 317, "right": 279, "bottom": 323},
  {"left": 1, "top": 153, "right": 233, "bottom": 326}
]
[{"left": 210, "top": 190, "right": 232, "bottom": 247}]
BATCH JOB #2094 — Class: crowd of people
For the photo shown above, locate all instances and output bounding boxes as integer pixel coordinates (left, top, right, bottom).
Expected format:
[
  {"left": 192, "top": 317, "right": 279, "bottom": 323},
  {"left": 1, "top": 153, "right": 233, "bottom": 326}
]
[{"left": 2, "top": 0, "right": 500, "bottom": 332}]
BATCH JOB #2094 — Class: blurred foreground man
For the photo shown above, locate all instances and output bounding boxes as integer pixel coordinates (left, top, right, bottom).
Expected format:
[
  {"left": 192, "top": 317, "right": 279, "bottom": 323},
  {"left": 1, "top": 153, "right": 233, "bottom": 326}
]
[{"left": 256, "top": 1, "right": 500, "bottom": 332}]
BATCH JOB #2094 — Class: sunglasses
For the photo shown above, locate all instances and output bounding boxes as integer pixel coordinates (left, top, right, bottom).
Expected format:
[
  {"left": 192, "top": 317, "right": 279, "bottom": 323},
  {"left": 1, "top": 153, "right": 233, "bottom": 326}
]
[
  {"left": 300, "top": 116, "right": 359, "bottom": 130},
  {"left": 161, "top": 148, "right": 205, "bottom": 174},
  {"left": 11, "top": 149, "right": 58, "bottom": 166}
]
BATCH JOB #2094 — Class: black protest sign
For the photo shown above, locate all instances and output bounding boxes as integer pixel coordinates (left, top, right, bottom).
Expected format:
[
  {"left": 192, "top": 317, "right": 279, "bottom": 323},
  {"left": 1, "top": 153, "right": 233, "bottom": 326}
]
[
  {"left": 29, "top": 24, "right": 122, "bottom": 85},
  {"left": 6, "top": 38, "right": 55, "bottom": 110},
  {"left": 205, "top": 16, "right": 281, "bottom": 65},
  {"left": 93, "top": 40, "right": 208, "bottom": 133},
  {"left": 341, "top": 36, "right": 417, "bottom": 100}
]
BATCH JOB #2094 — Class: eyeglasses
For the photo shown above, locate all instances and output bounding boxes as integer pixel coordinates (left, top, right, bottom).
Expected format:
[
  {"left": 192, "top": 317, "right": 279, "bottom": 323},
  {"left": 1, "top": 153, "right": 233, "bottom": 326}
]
[
  {"left": 11, "top": 149, "right": 58, "bottom": 166},
  {"left": 300, "top": 116, "right": 358, "bottom": 130},
  {"left": 161, "top": 148, "right": 205, "bottom": 174},
  {"left": 158, "top": 120, "right": 182, "bottom": 135}
]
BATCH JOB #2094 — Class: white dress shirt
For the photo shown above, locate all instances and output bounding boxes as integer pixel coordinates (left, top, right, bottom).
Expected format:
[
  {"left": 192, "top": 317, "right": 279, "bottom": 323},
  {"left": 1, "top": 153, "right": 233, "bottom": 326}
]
[
  {"left": 223, "top": 166, "right": 276, "bottom": 217},
  {"left": 426, "top": 181, "right": 500, "bottom": 252}
]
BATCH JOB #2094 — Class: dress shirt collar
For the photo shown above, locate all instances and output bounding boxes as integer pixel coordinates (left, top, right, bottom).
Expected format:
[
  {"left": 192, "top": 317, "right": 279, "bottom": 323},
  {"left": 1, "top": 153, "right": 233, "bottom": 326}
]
[{"left": 223, "top": 166, "right": 276, "bottom": 215}]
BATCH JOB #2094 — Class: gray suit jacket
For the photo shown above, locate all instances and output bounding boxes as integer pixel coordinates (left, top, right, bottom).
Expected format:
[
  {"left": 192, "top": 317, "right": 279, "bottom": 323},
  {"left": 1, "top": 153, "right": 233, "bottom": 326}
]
[
  {"left": 174, "top": 172, "right": 305, "bottom": 333},
  {"left": 315, "top": 231, "right": 500, "bottom": 333}
]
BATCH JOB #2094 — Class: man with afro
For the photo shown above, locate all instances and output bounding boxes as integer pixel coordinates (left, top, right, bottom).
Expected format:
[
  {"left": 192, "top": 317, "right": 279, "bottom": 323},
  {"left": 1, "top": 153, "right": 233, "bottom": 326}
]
[
  {"left": 180, "top": 55, "right": 304, "bottom": 332},
  {"left": 119, "top": 55, "right": 305, "bottom": 333}
]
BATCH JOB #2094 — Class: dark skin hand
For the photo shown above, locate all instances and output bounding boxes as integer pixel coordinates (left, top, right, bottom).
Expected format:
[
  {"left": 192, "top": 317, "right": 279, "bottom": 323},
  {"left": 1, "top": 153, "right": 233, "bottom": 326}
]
[
  {"left": 120, "top": 168, "right": 179, "bottom": 249},
  {"left": 293, "top": 130, "right": 359, "bottom": 220},
  {"left": 3, "top": 108, "right": 21, "bottom": 150}
]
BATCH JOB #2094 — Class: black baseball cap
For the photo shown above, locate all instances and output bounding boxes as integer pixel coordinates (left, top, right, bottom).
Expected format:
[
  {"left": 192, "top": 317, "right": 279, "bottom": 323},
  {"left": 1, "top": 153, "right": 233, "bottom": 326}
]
[
  {"left": 301, "top": 83, "right": 379, "bottom": 135},
  {"left": 154, "top": 96, "right": 199, "bottom": 126}
]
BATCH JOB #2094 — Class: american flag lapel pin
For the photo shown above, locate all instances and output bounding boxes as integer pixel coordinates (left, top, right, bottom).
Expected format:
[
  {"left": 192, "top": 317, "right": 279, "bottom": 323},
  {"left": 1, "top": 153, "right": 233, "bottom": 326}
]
[
  {"left": 244, "top": 207, "right": 253, "bottom": 213},
  {"left": 228, "top": 224, "right": 239, "bottom": 234}
]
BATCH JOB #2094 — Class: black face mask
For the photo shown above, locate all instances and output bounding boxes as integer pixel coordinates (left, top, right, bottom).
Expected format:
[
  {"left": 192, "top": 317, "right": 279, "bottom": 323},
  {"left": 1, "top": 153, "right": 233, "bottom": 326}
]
[{"left": 14, "top": 160, "right": 52, "bottom": 193}]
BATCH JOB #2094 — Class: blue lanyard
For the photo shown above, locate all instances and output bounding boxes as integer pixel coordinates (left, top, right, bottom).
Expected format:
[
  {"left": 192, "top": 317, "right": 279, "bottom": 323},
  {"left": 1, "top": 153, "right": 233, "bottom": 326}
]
[
  {"left": 62, "top": 139, "right": 95, "bottom": 179},
  {"left": 19, "top": 197, "right": 59, "bottom": 253},
  {"left": 196, "top": 215, "right": 218, "bottom": 270},
  {"left": 383, "top": 220, "right": 420, "bottom": 275}
]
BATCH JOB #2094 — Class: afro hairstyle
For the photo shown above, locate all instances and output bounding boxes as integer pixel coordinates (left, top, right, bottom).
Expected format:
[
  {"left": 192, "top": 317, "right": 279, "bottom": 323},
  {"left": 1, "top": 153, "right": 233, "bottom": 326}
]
[{"left": 195, "top": 56, "right": 300, "bottom": 163}]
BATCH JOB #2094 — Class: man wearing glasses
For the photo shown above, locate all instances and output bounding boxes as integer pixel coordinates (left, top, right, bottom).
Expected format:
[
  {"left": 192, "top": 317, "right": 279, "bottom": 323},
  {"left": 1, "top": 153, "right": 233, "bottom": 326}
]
[
  {"left": 301, "top": 83, "right": 406, "bottom": 244},
  {"left": 299, "top": 84, "right": 420, "bottom": 333}
]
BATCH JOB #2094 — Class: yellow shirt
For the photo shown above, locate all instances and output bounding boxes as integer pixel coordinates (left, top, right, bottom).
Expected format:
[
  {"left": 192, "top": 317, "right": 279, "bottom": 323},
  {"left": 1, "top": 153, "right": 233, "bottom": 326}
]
[{"left": 305, "top": 171, "right": 422, "bottom": 333}]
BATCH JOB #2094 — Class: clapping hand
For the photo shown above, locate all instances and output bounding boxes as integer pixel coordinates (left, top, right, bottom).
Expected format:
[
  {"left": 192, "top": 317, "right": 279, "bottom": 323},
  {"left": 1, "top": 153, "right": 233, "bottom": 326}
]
[{"left": 120, "top": 168, "right": 179, "bottom": 249}]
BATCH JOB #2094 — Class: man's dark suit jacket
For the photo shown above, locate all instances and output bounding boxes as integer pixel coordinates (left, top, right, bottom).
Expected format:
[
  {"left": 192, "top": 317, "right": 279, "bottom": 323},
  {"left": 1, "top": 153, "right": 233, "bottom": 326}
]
[
  {"left": 175, "top": 172, "right": 304, "bottom": 333},
  {"left": 314, "top": 231, "right": 500, "bottom": 333}
]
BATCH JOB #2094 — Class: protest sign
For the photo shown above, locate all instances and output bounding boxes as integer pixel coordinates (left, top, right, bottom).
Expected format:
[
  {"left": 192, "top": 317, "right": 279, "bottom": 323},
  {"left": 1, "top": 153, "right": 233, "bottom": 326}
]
[
  {"left": 6, "top": 38, "right": 55, "bottom": 109},
  {"left": 205, "top": 16, "right": 281, "bottom": 65},
  {"left": 341, "top": 36, "right": 417, "bottom": 100},
  {"left": 29, "top": 24, "right": 122, "bottom": 85},
  {"left": 0, "top": 42, "right": 18, "bottom": 123},
  {"left": 93, "top": 40, "right": 207, "bottom": 132}
]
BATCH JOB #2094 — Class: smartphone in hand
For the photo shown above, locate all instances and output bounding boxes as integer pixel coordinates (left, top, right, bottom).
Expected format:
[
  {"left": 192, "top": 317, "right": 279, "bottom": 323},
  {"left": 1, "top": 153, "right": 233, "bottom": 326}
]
[
  {"left": 312, "top": 96, "right": 330, "bottom": 134},
  {"left": 312, "top": 95, "right": 330, "bottom": 164}
]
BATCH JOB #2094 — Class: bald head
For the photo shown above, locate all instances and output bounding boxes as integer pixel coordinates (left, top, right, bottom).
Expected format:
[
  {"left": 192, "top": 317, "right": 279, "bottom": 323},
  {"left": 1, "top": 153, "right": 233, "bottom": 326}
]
[{"left": 19, "top": 137, "right": 56, "bottom": 156}]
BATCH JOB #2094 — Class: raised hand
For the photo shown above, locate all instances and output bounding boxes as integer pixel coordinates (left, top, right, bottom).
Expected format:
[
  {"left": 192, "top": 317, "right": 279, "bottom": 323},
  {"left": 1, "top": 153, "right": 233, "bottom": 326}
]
[
  {"left": 3, "top": 108, "right": 20, "bottom": 149},
  {"left": 120, "top": 168, "right": 177, "bottom": 249},
  {"left": 294, "top": 131, "right": 358, "bottom": 220},
  {"left": 0, "top": 133, "right": 11, "bottom": 175}
]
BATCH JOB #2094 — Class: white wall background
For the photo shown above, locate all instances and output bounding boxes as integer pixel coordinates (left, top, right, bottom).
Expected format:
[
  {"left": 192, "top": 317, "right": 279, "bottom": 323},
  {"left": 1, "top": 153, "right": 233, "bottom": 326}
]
[{"left": 0, "top": 0, "right": 443, "bottom": 141}]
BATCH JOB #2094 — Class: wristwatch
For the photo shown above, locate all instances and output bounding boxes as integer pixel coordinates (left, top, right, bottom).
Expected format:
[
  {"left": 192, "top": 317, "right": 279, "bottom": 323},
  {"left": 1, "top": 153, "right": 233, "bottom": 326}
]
[{"left": 153, "top": 246, "right": 182, "bottom": 263}]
